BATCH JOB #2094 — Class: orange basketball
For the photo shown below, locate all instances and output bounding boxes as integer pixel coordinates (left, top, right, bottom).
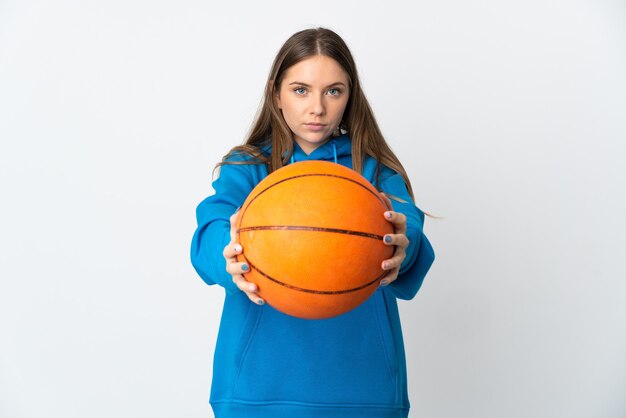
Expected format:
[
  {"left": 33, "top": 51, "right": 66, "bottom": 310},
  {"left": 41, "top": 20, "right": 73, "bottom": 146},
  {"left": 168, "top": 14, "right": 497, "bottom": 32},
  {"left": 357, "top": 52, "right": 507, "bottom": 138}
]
[{"left": 235, "top": 160, "right": 394, "bottom": 319}]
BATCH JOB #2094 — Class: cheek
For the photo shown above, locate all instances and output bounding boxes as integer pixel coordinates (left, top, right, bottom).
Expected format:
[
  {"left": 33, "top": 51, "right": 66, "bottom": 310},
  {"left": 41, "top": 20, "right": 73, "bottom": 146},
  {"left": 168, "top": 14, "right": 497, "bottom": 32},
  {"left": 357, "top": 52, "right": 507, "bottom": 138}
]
[
  {"left": 332, "top": 100, "right": 349, "bottom": 120},
  {"left": 281, "top": 98, "right": 305, "bottom": 119},
  {"left": 279, "top": 99, "right": 301, "bottom": 129}
]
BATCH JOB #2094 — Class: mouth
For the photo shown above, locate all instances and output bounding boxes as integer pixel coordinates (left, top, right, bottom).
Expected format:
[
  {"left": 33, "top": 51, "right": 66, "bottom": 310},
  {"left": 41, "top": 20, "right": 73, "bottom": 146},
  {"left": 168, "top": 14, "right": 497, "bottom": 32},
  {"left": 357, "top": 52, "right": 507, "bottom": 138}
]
[{"left": 304, "top": 123, "right": 327, "bottom": 132}]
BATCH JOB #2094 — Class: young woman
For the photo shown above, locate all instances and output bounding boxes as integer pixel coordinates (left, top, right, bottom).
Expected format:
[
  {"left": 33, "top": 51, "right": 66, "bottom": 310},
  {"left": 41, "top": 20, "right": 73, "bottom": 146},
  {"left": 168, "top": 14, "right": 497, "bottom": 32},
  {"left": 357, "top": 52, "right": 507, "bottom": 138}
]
[{"left": 190, "top": 27, "right": 435, "bottom": 418}]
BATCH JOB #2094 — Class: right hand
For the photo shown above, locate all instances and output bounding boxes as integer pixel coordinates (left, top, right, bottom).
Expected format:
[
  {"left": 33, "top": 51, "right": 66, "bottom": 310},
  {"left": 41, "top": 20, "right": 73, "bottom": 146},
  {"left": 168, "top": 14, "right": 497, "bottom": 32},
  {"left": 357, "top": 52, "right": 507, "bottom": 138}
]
[{"left": 223, "top": 211, "right": 265, "bottom": 305}]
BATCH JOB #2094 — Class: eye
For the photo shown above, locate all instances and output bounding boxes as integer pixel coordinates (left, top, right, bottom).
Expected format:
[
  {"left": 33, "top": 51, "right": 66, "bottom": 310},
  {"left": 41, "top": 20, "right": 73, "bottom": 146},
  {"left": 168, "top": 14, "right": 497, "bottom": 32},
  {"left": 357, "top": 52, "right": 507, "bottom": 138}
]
[
  {"left": 294, "top": 87, "right": 307, "bottom": 95},
  {"left": 327, "top": 88, "right": 342, "bottom": 96}
]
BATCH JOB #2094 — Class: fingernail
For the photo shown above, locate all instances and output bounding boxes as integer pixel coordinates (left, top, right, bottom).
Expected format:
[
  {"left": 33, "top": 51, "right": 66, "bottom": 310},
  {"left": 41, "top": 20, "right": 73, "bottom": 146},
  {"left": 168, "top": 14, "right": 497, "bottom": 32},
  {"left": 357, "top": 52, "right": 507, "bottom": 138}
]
[
  {"left": 384, "top": 211, "right": 392, "bottom": 219},
  {"left": 384, "top": 235, "right": 392, "bottom": 243},
  {"left": 380, "top": 279, "right": 389, "bottom": 286},
  {"left": 382, "top": 262, "right": 389, "bottom": 269},
  {"left": 257, "top": 299, "right": 265, "bottom": 305},
  {"left": 241, "top": 263, "right": 249, "bottom": 271},
  {"left": 234, "top": 244, "right": 242, "bottom": 252}
]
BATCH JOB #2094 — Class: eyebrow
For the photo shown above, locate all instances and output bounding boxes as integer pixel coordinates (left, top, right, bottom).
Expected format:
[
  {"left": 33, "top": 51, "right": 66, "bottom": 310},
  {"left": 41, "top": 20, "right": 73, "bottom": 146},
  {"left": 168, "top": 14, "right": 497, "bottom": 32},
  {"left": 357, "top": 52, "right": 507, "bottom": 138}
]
[{"left": 288, "top": 81, "right": 347, "bottom": 88}]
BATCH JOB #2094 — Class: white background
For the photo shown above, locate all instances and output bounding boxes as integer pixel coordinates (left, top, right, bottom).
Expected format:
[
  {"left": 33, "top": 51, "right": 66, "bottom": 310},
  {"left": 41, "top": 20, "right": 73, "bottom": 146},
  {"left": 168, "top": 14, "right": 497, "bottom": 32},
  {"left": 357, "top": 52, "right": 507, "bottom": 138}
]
[{"left": 1, "top": 1, "right": 625, "bottom": 417}]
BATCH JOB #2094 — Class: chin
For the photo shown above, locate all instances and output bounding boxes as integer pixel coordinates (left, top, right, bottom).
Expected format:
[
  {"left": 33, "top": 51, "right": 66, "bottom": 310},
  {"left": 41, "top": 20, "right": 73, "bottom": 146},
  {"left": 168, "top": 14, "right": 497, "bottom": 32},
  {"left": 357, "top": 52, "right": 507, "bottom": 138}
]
[{"left": 300, "top": 132, "right": 331, "bottom": 143}]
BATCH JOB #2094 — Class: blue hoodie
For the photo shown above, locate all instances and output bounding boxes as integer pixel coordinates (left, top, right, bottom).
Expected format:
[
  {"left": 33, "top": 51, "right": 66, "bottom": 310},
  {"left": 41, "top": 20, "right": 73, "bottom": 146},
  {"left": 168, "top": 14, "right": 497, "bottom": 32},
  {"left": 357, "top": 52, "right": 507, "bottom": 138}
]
[{"left": 190, "top": 134, "right": 435, "bottom": 418}]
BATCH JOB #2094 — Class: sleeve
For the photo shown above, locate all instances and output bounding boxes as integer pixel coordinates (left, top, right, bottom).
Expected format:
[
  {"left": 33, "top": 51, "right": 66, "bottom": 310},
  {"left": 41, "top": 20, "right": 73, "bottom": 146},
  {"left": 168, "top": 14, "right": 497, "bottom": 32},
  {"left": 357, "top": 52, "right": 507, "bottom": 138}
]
[
  {"left": 380, "top": 172, "right": 436, "bottom": 300},
  {"left": 190, "top": 161, "right": 257, "bottom": 295}
]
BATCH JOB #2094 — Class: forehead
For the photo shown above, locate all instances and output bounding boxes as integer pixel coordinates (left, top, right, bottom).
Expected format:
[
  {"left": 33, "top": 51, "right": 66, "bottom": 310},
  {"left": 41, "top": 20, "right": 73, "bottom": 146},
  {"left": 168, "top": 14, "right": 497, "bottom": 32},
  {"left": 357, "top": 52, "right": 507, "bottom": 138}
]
[{"left": 282, "top": 55, "right": 349, "bottom": 84}]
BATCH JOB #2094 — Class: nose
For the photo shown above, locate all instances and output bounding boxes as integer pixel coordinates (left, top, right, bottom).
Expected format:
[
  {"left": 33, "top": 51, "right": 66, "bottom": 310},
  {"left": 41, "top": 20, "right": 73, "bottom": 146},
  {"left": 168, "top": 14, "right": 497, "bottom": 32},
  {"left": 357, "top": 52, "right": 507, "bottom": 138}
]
[{"left": 309, "top": 93, "right": 326, "bottom": 116}]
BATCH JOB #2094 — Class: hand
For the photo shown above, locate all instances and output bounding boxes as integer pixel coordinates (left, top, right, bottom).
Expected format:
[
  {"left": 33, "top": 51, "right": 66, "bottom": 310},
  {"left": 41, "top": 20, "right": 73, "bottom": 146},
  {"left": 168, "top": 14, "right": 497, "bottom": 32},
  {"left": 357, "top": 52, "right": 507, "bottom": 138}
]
[
  {"left": 379, "top": 193, "right": 409, "bottom": 286},
  {"left": 223, "top": 210, "right": 265, "bottom": 305}
]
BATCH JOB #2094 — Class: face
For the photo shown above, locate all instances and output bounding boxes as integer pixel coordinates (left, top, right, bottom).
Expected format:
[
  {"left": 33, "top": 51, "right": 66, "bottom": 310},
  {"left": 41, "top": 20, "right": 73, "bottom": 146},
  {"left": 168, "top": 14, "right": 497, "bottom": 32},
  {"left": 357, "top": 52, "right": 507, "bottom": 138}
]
[{"left": 275, "top": 55, "right": 350, "bottom": 154}]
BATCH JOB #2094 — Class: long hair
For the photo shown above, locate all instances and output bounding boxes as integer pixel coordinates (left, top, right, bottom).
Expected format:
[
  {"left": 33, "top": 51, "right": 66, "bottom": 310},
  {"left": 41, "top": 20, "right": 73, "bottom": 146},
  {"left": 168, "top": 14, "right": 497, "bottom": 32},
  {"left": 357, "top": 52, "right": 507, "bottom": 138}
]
[{"left": 218, "top": 27, "right": 424, "bottom": 208}]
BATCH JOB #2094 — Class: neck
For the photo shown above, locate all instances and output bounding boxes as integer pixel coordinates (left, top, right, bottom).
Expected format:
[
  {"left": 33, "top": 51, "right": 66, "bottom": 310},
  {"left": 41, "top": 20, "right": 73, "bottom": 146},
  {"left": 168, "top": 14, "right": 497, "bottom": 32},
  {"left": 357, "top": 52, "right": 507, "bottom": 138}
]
[{"left": 294, "top": 137, "right": 330, "bottom": 155}]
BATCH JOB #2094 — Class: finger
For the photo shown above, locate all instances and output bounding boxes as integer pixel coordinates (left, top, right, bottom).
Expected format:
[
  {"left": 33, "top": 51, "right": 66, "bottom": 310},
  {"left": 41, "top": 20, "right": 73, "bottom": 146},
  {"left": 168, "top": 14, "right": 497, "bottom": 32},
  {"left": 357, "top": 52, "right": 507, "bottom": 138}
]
[
  {"left": 381, "top": 251, "right": 406, "bottom": 271},
  {"left": 380, "top": 267, "right": 399, "bottom": 286},
  {"left": 226, "top": 260, "right": 250, "bottom": 275},
  {"left": 230, "top": 210, "right": 240, "bottom": 240},
  {"left": 232, "top": 273, "right": 257, "bottom": 292},
  {"left": 223, "top": 242, "right": 243, "bottom": 259},
  {"left": 232, "top": 274, "right": 265, "bottom": 305},
  {"left": 383, "top": 211, "right": 407, "bottom": 235},
  {"left": 383, "top": 233, "right": 409, "bottom": 249}
]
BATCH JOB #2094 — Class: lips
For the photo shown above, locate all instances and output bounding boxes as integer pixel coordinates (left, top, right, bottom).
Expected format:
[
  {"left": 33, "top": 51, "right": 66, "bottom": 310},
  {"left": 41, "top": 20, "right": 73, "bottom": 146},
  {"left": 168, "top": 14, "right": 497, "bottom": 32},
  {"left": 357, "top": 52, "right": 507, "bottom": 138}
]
[{"left": 305, "top": 123, "right": 327, "bottom": 132}]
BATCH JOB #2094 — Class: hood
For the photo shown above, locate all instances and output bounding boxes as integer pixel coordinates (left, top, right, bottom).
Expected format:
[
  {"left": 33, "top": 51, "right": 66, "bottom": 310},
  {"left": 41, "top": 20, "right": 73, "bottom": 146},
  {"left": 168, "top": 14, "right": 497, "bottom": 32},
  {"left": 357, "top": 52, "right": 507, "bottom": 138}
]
[
  {"left": 258, "top": 134, "right": 352, "bottom": 164},
  {"left": 290, "top": 134, "right": 352, "bottom": 163}
]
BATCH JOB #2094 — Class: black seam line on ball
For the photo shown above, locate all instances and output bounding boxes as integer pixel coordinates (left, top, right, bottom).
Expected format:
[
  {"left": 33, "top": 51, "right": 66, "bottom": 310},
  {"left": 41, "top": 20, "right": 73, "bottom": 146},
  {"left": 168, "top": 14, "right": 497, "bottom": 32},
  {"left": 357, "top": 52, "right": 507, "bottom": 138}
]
[
  {"left": 247, "top": 262, "right": 388, "bottom": 295},
  {"left": 251, "top": 173, "right": 385, "bottom": 206},
  {"left": 240, "top": 173, "right": 386, "bottom": 221},
  {"left": 236, "top": 172, "right": 387, "bottom": 250},
  {"left": 237, "top": 225, "right": 384, "bottom": 241}
]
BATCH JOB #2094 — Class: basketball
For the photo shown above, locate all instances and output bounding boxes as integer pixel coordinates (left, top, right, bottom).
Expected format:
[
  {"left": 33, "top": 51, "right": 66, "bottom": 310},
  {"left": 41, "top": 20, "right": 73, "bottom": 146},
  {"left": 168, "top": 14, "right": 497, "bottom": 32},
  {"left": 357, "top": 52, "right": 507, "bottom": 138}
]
[{"left": 235, "top": 160, "right": 394, "bottom": 319}]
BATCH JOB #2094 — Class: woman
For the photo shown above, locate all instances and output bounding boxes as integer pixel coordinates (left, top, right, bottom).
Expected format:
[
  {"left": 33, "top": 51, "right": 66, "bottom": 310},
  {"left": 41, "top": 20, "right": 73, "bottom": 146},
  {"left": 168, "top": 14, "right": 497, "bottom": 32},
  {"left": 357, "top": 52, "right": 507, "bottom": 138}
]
[{"left": 191, "top": 27, "right": 435, "bottom": 418}]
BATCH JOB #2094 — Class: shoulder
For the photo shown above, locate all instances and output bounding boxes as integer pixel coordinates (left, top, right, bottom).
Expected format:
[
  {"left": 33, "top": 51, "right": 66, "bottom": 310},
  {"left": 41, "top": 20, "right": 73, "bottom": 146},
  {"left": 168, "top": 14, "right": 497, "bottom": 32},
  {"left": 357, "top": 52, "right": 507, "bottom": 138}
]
[
  {"left": 215, "top": 145, "right": 269, "bottom": 192},
  {"left": 223, "top": 142, "right": 269, "bottom": 164},
  {"left": 361, "top": 155, "right": 415, "bottom": 207},
  {"left": 363, "top": 155, "right": 399, "bottom": 184}
]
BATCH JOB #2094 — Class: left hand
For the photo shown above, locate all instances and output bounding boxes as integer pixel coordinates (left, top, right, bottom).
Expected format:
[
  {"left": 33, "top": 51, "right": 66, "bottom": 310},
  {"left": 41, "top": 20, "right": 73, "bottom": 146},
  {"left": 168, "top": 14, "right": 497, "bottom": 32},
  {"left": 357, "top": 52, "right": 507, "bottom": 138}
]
[{"left": 379, "top": 192, "right": 409, "bottom": 286}]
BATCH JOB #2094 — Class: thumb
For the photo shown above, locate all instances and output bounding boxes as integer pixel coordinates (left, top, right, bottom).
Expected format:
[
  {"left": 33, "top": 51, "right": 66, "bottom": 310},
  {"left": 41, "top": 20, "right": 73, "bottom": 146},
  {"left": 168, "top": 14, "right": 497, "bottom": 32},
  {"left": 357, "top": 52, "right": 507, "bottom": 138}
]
[{"left": 229, "top": 209, "right": 241, "bottom": 241}]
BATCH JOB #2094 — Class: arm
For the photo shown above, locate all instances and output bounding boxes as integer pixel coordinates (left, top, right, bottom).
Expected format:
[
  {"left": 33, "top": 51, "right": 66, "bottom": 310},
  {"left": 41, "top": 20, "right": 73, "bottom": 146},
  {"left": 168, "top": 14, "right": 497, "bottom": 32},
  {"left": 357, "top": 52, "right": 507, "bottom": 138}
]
[
  {"left": 190, "top": 160, "right": 256, "bottom": 295},
  {"left": 380, "top": 172, "right": 436, "bottom": 300}
]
